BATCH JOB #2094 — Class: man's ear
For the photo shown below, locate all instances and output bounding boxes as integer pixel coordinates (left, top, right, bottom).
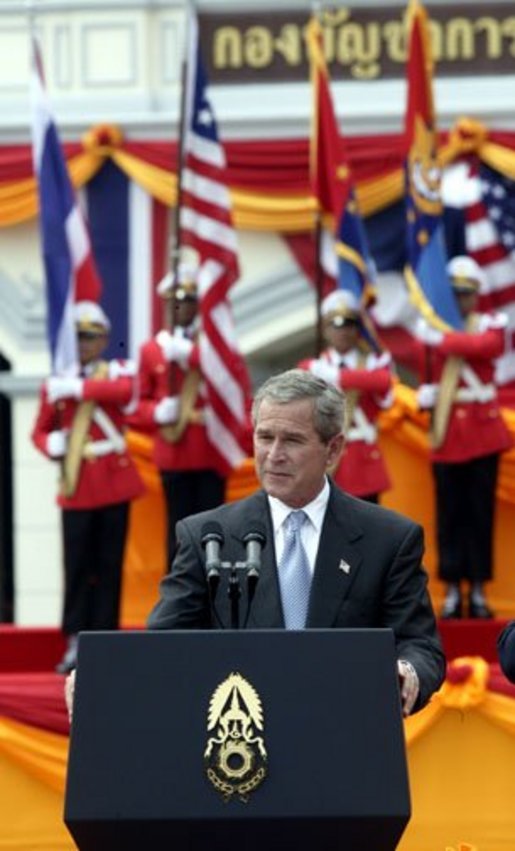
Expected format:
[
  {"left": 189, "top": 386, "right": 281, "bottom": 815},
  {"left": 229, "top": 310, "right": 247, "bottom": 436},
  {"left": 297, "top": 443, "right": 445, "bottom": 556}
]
[{"left": 326, "top": 433, "right": 345, "bottom": 471}]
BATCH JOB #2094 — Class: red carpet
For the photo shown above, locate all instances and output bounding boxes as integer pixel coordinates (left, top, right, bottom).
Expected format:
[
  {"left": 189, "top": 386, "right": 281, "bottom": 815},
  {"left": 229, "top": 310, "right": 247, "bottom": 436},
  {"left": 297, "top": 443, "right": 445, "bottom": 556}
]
[{"left": 439, "top": 617, "right": 509, "bottom": 663}]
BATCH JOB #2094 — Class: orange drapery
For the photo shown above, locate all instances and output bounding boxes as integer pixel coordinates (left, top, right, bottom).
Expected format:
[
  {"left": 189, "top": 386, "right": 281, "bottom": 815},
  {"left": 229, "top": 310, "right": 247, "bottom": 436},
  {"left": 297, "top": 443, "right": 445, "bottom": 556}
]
[{"left": 0, "top": 658, "right": 512, "bottom": 851}]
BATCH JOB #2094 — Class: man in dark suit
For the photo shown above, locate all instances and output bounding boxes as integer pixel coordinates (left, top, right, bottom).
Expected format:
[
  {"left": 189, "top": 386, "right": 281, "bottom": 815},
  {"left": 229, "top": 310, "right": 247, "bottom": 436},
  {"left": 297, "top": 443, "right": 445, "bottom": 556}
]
[{"left": 147, "top": 369, "right": 445, "bottom": 715}]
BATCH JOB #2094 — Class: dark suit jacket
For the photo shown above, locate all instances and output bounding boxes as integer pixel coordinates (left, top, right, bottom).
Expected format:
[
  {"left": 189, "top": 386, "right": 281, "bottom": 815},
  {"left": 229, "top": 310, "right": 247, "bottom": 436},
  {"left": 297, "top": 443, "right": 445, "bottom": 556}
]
[
  {"left": 147, "top": 485, "right": 445, "bottom": 712},
  {"left": 498, "top": 621, "right": 515, "bottom": 683}
]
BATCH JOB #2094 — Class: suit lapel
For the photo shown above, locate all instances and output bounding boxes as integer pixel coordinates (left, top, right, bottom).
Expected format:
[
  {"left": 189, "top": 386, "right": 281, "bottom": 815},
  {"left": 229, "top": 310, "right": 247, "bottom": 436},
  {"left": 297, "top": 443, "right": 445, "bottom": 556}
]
[{"left": 306, "top": 488, "right": 364, "bottom": 628}]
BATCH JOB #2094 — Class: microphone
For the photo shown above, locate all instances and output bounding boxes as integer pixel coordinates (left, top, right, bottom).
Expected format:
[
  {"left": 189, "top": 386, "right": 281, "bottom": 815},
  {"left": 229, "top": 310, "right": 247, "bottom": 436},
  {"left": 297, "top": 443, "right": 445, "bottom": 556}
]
[
  {"left": 243, "top": 522, "right": 267, "bottom": 585},
  {"left": 201, "top": 521, "right": 224, "bottom": 590}
]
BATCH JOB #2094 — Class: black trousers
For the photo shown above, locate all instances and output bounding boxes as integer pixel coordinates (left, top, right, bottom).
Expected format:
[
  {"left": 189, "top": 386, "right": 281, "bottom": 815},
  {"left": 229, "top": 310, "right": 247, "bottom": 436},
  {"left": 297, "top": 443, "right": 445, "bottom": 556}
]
[
  {"left": 160, "top": 469, "right": 226, "bottom": 570},
  {"left": 61, "top": 501, "right": 129, "bottom": 635},
  {"left": 433, "top": 453, "right": 499, "bottom": 584}
]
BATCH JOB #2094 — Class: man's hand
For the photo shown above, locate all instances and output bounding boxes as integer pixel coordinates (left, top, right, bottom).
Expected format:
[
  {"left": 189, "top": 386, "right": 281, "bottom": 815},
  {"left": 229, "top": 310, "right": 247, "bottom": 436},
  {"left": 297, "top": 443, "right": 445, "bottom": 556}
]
[
  {"left": 397, "top": 659, "right": 419, "bottom": 716},
  {"left": 156, "top": 330, "right": 193, "bottom": 364},
  {"left": 309, "top": 360, "right": 339, "bottom": 386},
  {"left": 64, "top": 669, "right": 76, "bottom": 723},
  {"left": 417, "top": 383, "right": 438, "bottom": 410},
  {"left": 47, "top": 429, "right": 68, "bottom": 458},
  {"left": 154, "top": 396, "right": 180, "bottom": 425},
  {"left": 414, "top": 317, "right": 444, "bottom": 347},
  {"left": 47, "top": 376, "right": 84, "bottom": 403}
]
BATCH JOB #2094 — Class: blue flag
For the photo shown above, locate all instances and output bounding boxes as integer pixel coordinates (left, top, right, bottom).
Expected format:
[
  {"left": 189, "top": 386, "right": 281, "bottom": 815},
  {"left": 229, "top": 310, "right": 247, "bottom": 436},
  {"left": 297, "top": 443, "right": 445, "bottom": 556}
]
[{"left": 404, "top": 1, "right": 462, "bottom": 331}]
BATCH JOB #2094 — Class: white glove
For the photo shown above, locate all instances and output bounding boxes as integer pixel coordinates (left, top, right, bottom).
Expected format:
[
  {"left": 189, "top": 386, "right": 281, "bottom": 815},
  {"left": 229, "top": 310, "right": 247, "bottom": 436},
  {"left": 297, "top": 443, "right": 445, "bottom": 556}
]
[
  {"left": 417, "top": 383, "right": 438, "bottom": 410},
  {"left": 154, "top": 396, "right": 180, "bottom": 425},
  {"left": 46, "top": 376, "right": 84, "bottom": 403},
  {"left": 309, "top": 360, "right": 339, "bottom": 386},
  {"left": 156, "top": 330, "right": 194, "bottom": 365},
  {"left": 414, "top": 317, "right": 444, "bottom": 346},
  {"left": 397, "top": 659, "right": 420, "bottom": 717},
  {"left": 46, "top": 429, "right": 68, "bottom": 458}
]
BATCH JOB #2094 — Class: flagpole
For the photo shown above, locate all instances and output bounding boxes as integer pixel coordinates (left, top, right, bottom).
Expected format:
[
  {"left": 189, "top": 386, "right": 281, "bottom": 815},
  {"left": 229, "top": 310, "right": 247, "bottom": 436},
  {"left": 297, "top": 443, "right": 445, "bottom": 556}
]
[
  {"left": 166, "top": 0, "right": 193, "bottom": 400},
  {"left": 168, "top": 0, "right": 193, "bottom": 329},
  {"left": 310, "top": 0, "right": 324, "bottom": 357},
  {"left": 314, "top": 213, "right": 324, "bottom": 356}
]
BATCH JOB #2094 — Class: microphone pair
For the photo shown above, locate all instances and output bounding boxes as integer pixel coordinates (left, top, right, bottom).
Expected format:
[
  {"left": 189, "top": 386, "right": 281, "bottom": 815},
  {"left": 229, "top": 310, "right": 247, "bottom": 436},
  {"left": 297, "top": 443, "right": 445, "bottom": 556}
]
[{"left": 200, "top": 520, "right": 267, "bottom": 586}]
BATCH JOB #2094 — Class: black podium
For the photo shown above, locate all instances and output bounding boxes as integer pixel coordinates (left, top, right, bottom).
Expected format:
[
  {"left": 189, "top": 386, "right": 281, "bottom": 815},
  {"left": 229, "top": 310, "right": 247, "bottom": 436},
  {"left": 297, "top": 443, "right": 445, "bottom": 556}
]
[{"left": 65, "top": 629, "right": 410, "bottom": 851}]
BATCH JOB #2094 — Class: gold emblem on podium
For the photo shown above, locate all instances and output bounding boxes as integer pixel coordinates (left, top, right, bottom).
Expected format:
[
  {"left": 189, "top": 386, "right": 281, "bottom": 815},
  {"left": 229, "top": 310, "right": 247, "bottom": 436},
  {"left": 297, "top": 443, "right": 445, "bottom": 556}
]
[{"left": 204, "top": 672, "right": 267, "bottom": 802}]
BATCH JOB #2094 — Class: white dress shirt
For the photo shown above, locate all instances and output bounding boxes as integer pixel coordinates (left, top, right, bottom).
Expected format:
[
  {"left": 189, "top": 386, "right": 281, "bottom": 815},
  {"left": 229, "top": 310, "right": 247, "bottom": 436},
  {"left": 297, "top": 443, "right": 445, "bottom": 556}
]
[{"left": 267, "top": 478, "right": 330, "bottom": 577}]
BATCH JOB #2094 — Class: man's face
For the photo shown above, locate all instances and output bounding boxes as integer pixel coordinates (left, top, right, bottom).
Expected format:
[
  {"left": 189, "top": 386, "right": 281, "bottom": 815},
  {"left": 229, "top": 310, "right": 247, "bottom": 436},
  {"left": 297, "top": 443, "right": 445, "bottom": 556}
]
[
  {"left": 175, "top": 298, "right": 198, "bottom": 328},
  {"left": 324, "top": 320, "right": 360, "bottom": 354},
  {"left": 253, "top": 398, "right": 343, "bottom": 508},
  {"left": 456, "top": 290, "right": 478, "bottom": 318},
  {"left": 77, "top": 330, "right": 108, "bottom": 366}
]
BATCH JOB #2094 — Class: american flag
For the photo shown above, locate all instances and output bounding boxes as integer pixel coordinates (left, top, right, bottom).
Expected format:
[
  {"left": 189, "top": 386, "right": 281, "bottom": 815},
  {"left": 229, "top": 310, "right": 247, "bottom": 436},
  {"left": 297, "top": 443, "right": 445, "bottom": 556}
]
[
  {"left": 30, "top": 35, "right": 101, "bottom": 376},
  {"left": 179, "top": 13, "right": 251, "bottom": 472},
  {"left": 464, "top": 162, "right": 515, "bottom": 387}
]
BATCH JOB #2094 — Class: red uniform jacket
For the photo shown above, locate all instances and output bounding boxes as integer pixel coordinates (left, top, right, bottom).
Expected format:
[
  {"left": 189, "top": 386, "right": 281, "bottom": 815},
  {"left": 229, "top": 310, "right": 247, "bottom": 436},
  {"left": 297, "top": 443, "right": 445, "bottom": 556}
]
[
  {"left": 420, "top": 315, "right": 512, "bottom": 463},
  {"left": 32, "top": 362, "right": 144, "bottom": 510},
  {"left": 299, "top": 348, "right": 393, "bottom": 497},
  {"left": 135, "top": 336, "right": 229, "bottom": 476}
]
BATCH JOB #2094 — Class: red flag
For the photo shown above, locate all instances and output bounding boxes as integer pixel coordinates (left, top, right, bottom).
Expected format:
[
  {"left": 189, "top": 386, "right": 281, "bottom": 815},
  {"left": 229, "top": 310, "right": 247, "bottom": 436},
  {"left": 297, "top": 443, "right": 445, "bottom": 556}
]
[
  {"left": 178, "top": 14, "right": 251, "bottom": 472},
  {"left": 306, "top": 16, "right": 349, "bottom": 225},
  {"left": 404, "top": 0, "right": 435, "bottom": 150}
]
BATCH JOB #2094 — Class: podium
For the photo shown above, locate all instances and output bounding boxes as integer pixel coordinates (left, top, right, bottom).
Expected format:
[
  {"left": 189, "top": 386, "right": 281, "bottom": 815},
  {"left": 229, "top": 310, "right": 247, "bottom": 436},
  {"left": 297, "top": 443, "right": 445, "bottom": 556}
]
[{"left": 65, "top": 629, "right": 410, "bottom": 851}]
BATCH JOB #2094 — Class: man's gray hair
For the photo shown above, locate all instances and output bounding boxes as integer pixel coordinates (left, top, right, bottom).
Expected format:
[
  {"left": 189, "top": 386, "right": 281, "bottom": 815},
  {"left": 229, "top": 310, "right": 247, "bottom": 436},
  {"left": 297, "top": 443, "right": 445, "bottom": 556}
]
[{"left": 252, "top": 369, "right": 346, "bottom": 444}]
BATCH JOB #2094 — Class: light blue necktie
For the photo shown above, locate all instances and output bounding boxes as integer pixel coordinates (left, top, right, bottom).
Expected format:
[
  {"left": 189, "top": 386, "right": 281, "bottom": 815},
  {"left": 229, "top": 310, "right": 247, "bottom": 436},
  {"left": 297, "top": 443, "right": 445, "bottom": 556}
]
[{"left": 279, "top": 510, "right": 312, "bottom": 630}]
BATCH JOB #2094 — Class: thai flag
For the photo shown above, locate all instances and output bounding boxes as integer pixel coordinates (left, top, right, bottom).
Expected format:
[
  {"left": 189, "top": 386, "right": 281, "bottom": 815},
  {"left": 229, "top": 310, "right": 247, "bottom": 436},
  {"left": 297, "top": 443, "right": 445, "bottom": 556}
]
[
  {"left": 30, "top": 36, "right": 101, "bottom": 376},
  {"left": 84, "top": 161, "right": 167, "bottom": 361}
]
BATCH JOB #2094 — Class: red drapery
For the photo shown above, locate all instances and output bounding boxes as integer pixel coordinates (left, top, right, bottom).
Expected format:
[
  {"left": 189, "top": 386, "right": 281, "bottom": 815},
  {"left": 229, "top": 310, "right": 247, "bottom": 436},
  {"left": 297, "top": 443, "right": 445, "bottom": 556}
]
[{"left": 3, "top": 130, "right": 515, "bottom": 196}]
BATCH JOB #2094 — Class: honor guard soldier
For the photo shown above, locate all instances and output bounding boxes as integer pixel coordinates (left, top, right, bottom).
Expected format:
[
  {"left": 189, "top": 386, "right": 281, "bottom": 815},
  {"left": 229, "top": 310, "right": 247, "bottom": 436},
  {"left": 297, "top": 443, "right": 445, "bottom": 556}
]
[
  {"left": 416, "top": 255, "right": 512, "bottom": 619},
  {"left": 135, "top": 263, "right": 228, "bottom": 569},
  {"left": 298, "top": 289, "right": 394, "bottom": 503},
  {"left": 31, "top": 301, "right": 144, "bottom": 673}
]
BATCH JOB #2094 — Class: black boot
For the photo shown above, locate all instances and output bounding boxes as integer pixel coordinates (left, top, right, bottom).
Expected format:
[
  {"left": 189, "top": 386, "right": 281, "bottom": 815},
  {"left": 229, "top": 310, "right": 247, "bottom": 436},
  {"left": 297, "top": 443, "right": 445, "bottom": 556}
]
[
  {"left": 469, "top": 584, "right": 494, "bottom": 619},
  {"left": 440, "top": 584, "right": 462, "bottom": 619}
]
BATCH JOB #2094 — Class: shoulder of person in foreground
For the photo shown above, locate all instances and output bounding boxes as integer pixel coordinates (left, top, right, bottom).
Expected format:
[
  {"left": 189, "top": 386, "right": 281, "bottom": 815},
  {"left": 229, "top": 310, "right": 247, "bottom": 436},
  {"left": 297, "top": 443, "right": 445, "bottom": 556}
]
[
  {"left": 498, "top": 621, "right": 515, "bottom": 684},
  {"left": 146, "top": 492, "right": 267, "bottom": 631}
]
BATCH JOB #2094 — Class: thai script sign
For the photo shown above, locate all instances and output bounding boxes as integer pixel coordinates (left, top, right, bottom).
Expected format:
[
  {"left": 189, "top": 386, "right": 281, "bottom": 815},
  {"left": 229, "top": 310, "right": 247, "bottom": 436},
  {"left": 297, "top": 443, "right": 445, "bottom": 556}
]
[{"left": 199, "top": 5, "right": 515, "bottom": 83}]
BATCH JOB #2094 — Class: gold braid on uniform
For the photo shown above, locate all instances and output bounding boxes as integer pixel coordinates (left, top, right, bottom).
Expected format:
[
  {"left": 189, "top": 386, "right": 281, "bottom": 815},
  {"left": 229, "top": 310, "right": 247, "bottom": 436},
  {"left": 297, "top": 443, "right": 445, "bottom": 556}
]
[
  {"left": 160, "top": 368, "right": 203, "bottom": 444},
  {"left": 61, "top": 362, "right": 109, "bottom": 498},
  {"left": 328, "top": 350, "right": 367, "bottom": 476},
  {"left": 431, "top": 313, "right": 479, "bottom": 450}
]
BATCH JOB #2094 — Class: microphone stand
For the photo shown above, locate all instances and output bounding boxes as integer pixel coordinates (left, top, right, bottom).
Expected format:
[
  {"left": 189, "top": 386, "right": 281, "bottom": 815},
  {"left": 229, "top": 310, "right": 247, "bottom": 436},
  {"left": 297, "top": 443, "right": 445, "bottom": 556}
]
[
  {"left": 228, "top": 565, "right": 242, "bottom": 630},
  {"left": 209, "top": 559, "right": 259, "bottom": 631}
]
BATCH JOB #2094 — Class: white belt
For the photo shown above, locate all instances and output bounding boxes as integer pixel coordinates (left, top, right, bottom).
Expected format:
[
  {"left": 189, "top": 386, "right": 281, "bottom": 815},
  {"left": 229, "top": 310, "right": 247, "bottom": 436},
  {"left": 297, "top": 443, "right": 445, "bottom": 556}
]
[
  {"left": 455, "top": 384, "right": 495, "bottom": 403},
  {"left": 83, "top": 438, "right": 127, "bottom": 458}
]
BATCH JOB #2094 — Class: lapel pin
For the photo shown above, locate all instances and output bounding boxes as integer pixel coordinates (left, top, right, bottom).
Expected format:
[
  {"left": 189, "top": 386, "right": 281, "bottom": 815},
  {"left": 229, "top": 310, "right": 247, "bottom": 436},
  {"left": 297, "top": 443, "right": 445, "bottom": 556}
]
[{"left": 338, "top": 559, "right": 351, "bottom": 575}]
